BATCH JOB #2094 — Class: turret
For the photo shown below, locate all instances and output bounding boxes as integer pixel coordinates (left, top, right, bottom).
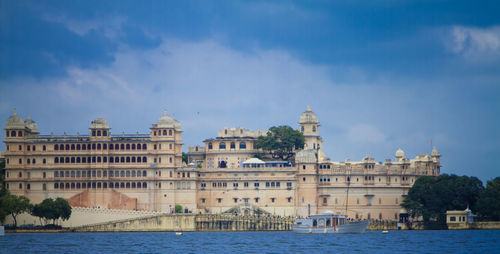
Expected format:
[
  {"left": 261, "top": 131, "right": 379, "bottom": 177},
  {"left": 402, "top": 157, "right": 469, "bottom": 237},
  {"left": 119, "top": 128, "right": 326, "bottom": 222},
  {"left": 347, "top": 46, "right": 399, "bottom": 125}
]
[
  {"left": 5, "top": 108, "right": 26, "bottom": 139},
  {"left": 90, "top": 118, "right": 110, "bottom": 140}
]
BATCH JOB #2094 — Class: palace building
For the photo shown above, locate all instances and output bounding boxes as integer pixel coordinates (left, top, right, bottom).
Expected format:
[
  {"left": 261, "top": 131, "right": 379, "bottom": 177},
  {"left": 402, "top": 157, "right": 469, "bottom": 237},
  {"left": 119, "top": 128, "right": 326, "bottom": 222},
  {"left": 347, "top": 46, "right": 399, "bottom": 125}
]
[{"left": 3, "top": 107, "right": 441, "bottom": 220}]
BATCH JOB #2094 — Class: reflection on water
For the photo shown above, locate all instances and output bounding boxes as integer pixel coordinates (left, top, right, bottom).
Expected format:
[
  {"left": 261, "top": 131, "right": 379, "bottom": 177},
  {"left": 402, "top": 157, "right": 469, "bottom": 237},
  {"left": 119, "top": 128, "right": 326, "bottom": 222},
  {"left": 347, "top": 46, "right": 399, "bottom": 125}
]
[{"left": 1, "top": 230, "right": 499, "bottom": 253}]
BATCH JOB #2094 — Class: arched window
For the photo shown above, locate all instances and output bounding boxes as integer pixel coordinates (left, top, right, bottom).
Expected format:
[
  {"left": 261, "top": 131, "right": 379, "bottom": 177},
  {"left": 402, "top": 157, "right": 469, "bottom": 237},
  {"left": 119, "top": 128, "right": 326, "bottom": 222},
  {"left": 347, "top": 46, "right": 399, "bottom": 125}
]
[
  {"left": 239, "top": 142, "right": 247, "bottom": 149},
  {"left": 219, "top": 142, "right": 226, "bottom": 149},
  {"left": 126, "top": 157, "right": 130, "bottom": 163},
  {"left": 132, "top": 157, "right": 136, "bottom": 163},
  {"left": 143, "top": 170, "right": 147, "bottom": 177},
  {"left": 126, "top": 171, "right": 130, "bottom": 177},
  {"left": 169, "top": 157, "right": 172, "bottom": 163},
  {"left": 54, "top": 157, "right": 59, "bottom": 163},
  {"left": 312, "top": 126, "right": 316, "bottom": 132},
  {"left": 115, "top": 144, "right": 119, "bottom": 150},
  {"left": 71, "top": 157, "right": 75, "bottom": 163},
  {"left": 18, "top": 131, "right": 22, "bottom": 137},
  {"left": 97, "top": 182, "right": 101, "bottom": 188},
  {"left": 137, "top": 157, "right": 141, "bottom": 163},
  {"left": 71, "top": 183, "right": 75, "bottom": 189},
  {"left": 230, "top": 142, "right": 235, "bottom": 149},
  {"left": 54, "top": 171, "right": 59, "bottom": 177},
  {"left": 143, "top": 182, "right": 147, "bottom": 188},
  {"left": 76, "top": 144, "right": 80, "bottom": 150},
  {"left": 120, "top": 182, "right": 125, "bottom": 188},
  {"left": 11, "top": 130, "right": 16, "bottom": 137},
  {"left": 143, "top": 156, "right": 147, "bottom": 163},
  {"left": 103, "top": 183, "right": 107, "bottom": 188},
  {"left": 54, "top": 144, "right": 58, "bottom": 150},
  {"left": 132, "top": 182, "right": 136, "bottom": 188},
  {"left": 71, "top": 144, "right": 75, "bottom": 150},
  {"left": 132, "top": 144, "right": 136, "bottom": 150},
  {"left": 82, "top": 144, "right": 86, "bottom": 150},
  {"left": 110, "top": 157, "right": 114, "bottom": 163},
  {"left": 82, "top": 157, "right": 87, "bottom": 163},
  {"left": 65, "top": 144, "right": 69, "bottom": 150},
  {"left": 54, "top": 183, "right": 59, "bottom": 189},
  {"left": 97, "top": 157, "right": 101, "bottom": 163},
  {"left": 103, "top": 130, "right": 107, "bottom": 136},
  {"left": 87, "top": 144, "right": 91, "bottom": 150},
  {"left": 120, "top": 171, "right": 125, "bottom": 177},
  {"left": 120, "top": 157, "right": 124, "bottom": 163},
  {"left": 103, "top": 157, "right": 107, "bottom": 163},
  {"left": 115, "top": 157, "right": 119, "bottom": 163},
  {"left": 169, "top": 130, "right": 172, "bottom": 136},
  {"left": 301, "top": 126, "right": 304, "bottom": 132},
  {"left": 97, "top": 144, "right": 101, "bottom": 150},
  {"left": 65, "top": 157, "right": 69, "bottom": 163},
  {"left": 132, "top": 171, "right": 136, "bottom": 177},
  {"left": 109, "top": 144, "right": 113, "bottom": 150},
  {"left": 163, "top": 130, "right": 167, "bottom": 135},
  {"left": 126, "top": 182, "right": 130, "bottom": 188},
  {"left": 71, "top": 171, "right": 75, "bottom": 177},
  {"left": 208, "top": 143, "right": 213, "bottom": 150},
  {"left": 60, "top": 144, "right": 64, "bottom": 150},
  {"left": 77, "top": 183, "right": 81, "bottom": 189},
  {"left": 65, "top": 183, "right": 70, "bottom": 189},
  {"left": 120, "top": 144, "right": 125, "bottom": 150},
  {"left": 126, "top": 144, "right": 130, "bottom": 150},
  {"left": 92, "top": 143, "right": 96, "bottom": 150},
  {"left": 115, "top": 183, "right": 119, "bottom": 188},
  {"left": 97, "top": 130, "right": 101, "bottom": 136},
  {"left": 142, "top": 144, "right": 147, "bottom": 150},
  {"left": 92, "top": 182, "right": 96, "bottom": 188},
  {"left": 82, "top": 183, "right": 86, "bottom": 188}
]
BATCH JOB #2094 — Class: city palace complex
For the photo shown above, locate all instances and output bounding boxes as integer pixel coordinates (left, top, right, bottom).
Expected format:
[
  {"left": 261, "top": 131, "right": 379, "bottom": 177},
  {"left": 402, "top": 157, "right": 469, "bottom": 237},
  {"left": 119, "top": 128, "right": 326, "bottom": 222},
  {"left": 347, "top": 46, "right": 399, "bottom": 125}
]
[{"left": 3, "top": 106, "right": 441, "bottom": 221}]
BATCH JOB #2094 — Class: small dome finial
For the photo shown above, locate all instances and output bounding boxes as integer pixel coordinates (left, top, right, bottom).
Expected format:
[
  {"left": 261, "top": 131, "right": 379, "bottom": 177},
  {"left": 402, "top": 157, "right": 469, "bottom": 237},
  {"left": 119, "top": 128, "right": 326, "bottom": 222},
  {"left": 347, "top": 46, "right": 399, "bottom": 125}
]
[
  {"left": 163, "top": 109, "right": 167, "bottom": 116},
  {"left": 307, "top": 105, "right": 311, "bottom": 111},
  {"left": 14, "top": 108, "right": 17, "bottom": 115}
]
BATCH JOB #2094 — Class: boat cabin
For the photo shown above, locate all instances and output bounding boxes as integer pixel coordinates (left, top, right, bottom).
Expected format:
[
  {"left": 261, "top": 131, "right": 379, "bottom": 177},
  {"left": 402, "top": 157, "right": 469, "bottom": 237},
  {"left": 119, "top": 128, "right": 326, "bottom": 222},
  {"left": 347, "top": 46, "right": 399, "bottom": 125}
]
[{"left": 295, "top": 213, "right": 347, "bottom": 228}]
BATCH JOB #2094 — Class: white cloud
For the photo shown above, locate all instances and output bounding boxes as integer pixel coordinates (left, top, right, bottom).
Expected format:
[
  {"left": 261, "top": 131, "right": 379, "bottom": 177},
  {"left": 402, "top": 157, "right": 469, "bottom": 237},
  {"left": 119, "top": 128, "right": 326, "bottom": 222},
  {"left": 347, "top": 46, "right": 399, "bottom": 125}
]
[
  {"left": 346, "top": 123, "right": 386, "bottom": 144},
  {"left": 447, "top": 25, "right": 500, "bottom": 60},
  {"left": 42, "top": 14, "right": 125, "bottom": 38}
]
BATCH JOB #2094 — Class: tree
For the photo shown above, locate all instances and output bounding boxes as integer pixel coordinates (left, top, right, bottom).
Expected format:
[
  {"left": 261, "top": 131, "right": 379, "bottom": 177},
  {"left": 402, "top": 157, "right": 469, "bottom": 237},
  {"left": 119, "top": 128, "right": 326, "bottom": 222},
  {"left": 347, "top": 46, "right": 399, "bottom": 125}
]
[
  {"left": 31, "top": 198, "right": 72, "bottom": 225},
  {"left": 0, "top": 194, "right": 32, "bottom": 227},
  {"left": 254, "top": 126, "right": 305, "bottom": 161},
  {"left": 182, "top": 152, "right": 188, "bottom": 165},
  {"left": 175, "top": 205, "right": 183, "bottom": 213},
  {"left": 476, "top": 177, "right": 500, "bottom": 221},
  {"left": 401, "top": 174, "right": 483, "bottom": 228},
  {"left": 0, "top": 160, "right": 7, "bottom": 225}
]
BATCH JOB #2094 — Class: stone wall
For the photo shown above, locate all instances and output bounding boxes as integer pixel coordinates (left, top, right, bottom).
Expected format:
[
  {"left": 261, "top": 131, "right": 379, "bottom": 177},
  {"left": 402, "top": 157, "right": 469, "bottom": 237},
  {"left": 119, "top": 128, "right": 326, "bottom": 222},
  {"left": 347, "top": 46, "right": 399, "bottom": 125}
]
[
  {"left": 73, "top": 214, "right": 196, "bottom": 232},
  {"left": 448, "top": 221, "right": 500, "bottom": 230},
  {"left": 4, "top": 207, "right": 161, "bottom": 227}
]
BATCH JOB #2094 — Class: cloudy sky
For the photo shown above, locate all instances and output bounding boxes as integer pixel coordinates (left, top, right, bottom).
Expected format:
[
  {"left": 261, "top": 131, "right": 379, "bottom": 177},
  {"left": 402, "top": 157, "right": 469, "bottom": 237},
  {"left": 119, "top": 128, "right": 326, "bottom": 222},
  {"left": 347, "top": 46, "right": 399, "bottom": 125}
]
[{"left": 1, "top": 1, "right": 499, "bottom": 183}]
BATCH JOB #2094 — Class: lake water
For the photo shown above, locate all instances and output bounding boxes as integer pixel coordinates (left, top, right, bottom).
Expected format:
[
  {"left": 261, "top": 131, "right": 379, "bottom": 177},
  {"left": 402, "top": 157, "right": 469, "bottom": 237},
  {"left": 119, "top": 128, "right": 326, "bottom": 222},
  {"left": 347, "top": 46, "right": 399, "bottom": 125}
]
[{"left": 1, "top": 230, "right": 498, "bottom": 253}]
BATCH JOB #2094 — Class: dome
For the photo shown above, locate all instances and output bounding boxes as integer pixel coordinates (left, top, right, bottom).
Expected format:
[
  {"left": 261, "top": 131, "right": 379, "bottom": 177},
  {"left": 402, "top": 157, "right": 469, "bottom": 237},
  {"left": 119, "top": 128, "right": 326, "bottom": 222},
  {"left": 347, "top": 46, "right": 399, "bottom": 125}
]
[
  {"left": 395, "top": 148, "right": 405, "bottom": 158},
  {"left": 157, "top": 110, "right": 181, "bottom": 131},
  {"left": 90, "top": 118, "right": 109, "bottom": 129},
  {"left": 243, "top": 158, "right": 265, "bottom": 164},
  {"left": 24, "top": 113, "right": 38, "bottom": 132},
  {"left": 362, "top": 155, "right": 375, "bottom": 162},
  {"left": 6, "top": 109, "right": 25, "bottom": 129},
  {"left": 295, "top": 149, "right": 317, "bottom": 164},
  {"left": 432, "top": 147, "right": 440, "bottom": 157},
  {"left": 299, "top": 105, "right": 318, "bottom": 124}
]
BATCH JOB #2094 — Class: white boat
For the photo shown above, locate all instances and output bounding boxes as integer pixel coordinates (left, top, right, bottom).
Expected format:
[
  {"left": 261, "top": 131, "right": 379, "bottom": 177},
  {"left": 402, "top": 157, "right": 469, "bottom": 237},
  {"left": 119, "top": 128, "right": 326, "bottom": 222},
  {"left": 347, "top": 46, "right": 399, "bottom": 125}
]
[{"left": 293, "top": 212, "right": 370, "bottom": 234}]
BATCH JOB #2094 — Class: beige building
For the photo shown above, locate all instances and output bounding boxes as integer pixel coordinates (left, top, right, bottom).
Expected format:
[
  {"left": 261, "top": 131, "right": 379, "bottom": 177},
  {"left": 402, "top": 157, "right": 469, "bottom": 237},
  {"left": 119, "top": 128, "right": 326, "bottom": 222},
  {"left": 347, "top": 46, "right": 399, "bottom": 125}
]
[{"left": 3, "top": 106, "right": 440, "bottom": 220}]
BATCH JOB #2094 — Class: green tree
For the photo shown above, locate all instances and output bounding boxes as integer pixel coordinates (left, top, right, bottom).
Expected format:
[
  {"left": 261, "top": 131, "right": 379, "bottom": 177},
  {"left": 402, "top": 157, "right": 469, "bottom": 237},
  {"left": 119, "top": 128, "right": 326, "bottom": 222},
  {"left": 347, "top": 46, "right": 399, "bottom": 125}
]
[
  {"left": 182, "top": 152, "right": 188, "bottom": 165},
  {"left": 0, "top": 194, "right": 32, "bottom": 227},
  {"left": 254, "top": 126, "right": 304, "bottom": 161},
  {"left": 401, "top": 174, "right": 483, "bottom": 228},
  {"left": 0, "top": 160, "right": 7, "bottom": 224},
  {"left": 175, "top": 204, "right": 182, "bottom": 213},
  {"left": 476, "top": 177, "right": 500, "bottom": 221},
  {"left": 31, "top": 198, "right": 72, "bottom": 225}
]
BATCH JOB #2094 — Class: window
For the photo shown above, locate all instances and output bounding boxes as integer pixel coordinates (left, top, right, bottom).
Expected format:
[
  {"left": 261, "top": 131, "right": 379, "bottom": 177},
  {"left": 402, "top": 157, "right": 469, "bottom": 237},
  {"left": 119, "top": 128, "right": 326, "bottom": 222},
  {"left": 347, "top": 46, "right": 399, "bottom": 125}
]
[
  {"left": 217, "top": 198, "right": 222, "bottom": 203},
  {"left": 301, "top": 126, "right": 304, "bottom": 132},
  {"left": 244, "top": 182, "right": 249, "bottom": 187},
  {"left": 103, "top": 130, "right": 107, "bottom": 136},
  {"left": 219, "top": 142, "right": 226, "bottom": 149},
  {"left": 303, "top": 177, "right": 306, "bottom": 182},
  {"left": 239, "top": 142, "right": 246, "bottom": 149},
  {"left": 312, "top": 126, "right": 316, "bottom": 132},
  {"left": 230, "top": 142, "right": 235, "bottom": 149},
  {"left": 271, "top": 198, "right": 275, "bottom": 203},
  {"left": 233, "top": 198, "right": 238, "bottom": 203},
  {"left": 208, "top": 143, "right": 213, "bottom": 150},
  {"left": 254, "top": 182, "right": 259, "bottom": 188}
]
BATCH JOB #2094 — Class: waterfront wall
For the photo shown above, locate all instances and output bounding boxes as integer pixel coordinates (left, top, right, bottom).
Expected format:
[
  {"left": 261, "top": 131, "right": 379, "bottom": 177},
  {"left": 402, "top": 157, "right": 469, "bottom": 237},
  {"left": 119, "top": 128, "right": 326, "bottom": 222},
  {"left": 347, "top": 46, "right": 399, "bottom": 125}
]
[
  {"left": 196, "top": 214, "right": 294, "bottom": 231},
  {"left": 4, "top": 207, "right": 161, "bottom": 227},
  {"left": 448, "top": 221, "right": 500, "bottom": 230},
  {"left": 73, "top": 214, "right": 196, "bottom": 232}
]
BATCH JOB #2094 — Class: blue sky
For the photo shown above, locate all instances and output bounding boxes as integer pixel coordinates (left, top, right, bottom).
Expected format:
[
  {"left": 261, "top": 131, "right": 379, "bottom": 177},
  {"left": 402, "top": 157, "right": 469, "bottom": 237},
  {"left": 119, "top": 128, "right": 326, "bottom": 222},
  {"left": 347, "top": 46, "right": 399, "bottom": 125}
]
[{"left": 1, "top": 0, "right": 499, "bottom": 183}]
